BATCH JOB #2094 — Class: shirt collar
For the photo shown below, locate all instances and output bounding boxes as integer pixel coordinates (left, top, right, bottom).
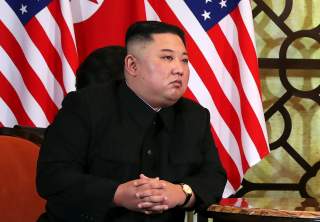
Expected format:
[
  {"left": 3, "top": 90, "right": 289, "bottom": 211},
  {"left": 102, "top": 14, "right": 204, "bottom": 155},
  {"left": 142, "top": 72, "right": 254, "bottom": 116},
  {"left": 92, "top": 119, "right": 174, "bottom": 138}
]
[
  {"left": 124, "top": 81, "right": 161, "bottom": 112},
  {"left": 119, "top": 81, "right": 175, "bottom": 132}
]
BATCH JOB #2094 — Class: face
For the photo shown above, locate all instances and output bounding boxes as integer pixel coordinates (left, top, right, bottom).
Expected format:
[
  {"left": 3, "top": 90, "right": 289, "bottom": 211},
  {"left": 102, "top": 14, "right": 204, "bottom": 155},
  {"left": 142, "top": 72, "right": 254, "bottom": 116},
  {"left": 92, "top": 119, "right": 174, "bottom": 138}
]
[{"left": 127, "top": 33, "right": 190, "bottom": 108}]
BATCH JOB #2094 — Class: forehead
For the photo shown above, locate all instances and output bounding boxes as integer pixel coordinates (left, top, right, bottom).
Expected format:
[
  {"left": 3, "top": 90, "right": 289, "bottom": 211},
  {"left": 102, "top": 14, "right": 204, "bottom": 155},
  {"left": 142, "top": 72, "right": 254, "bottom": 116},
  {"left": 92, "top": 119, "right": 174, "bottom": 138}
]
[{"left": 148, "top": 33, "right": 187, "bottom": 52}]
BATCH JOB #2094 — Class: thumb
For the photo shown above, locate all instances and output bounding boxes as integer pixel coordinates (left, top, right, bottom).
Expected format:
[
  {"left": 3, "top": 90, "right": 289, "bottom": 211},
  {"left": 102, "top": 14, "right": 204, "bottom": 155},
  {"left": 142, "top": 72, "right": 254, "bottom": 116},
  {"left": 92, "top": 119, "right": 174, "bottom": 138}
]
[{"left": 140, "top": 174, "right": 159, "bottom": 180}]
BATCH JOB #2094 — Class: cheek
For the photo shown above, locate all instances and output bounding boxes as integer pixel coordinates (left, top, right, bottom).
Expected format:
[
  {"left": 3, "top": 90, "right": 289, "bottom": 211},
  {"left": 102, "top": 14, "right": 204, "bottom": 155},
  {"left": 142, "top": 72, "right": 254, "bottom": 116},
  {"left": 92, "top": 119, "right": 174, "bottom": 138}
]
[
  {"left": 151, "top": 66, "right": 169, "bottom": 81},
  {"left": 183, "top": 69, "right": 190, "bottom": 82}
]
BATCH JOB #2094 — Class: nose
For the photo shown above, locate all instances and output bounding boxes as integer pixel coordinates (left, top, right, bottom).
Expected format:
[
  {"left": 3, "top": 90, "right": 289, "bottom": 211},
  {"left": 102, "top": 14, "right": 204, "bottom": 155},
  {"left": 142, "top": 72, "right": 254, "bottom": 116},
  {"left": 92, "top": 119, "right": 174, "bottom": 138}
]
[{"left": 172, "top": 59, "right": 184, "bottom": 76}]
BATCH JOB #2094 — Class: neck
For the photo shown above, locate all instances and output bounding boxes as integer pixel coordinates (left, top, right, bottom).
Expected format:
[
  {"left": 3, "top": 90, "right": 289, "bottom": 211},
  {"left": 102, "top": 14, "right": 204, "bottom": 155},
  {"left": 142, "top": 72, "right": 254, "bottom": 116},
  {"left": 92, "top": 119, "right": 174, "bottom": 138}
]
[{"left": 125, "top": 81, "right": 161, "bottom": 111}]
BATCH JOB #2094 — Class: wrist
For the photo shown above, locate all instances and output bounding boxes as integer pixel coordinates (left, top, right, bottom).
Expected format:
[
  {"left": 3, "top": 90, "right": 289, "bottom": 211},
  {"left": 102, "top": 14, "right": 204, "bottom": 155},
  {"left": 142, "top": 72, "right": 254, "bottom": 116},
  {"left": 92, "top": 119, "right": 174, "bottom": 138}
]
[
  {"left": 178, "top": 183, "right": 193, "bottom": 207},
  {"left": 176, "top": 184, "right": 186, "bottom": 206}
]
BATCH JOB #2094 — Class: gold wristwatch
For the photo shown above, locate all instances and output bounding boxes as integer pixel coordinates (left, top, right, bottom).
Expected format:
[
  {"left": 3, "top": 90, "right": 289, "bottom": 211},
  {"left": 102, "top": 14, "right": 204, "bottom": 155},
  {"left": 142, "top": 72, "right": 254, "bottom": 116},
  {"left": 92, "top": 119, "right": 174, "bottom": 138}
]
[{"left": 180, "top": 183, "right": 192, "bottom": 207}]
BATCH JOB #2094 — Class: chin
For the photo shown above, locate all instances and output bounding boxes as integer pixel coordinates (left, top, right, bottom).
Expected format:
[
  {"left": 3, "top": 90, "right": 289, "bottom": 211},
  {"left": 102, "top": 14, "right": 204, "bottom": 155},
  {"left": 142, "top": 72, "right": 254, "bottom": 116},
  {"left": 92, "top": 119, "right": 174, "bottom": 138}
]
[
  {"left": 166, "top": 96, "right": 181, "bottom": 106},
  {"left": 160, "top": 98, "right": 177, "bottom": 108},
  {"left": 161, "top": 90, "right": 184, "bottom": 106}
]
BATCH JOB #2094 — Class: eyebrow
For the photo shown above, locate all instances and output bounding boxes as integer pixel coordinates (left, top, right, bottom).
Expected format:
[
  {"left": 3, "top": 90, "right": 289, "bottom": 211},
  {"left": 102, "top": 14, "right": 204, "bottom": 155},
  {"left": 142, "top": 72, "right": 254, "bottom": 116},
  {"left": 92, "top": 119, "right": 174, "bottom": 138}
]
[{"left": 160, "top": 48, "right": 188, "bottom": 56}]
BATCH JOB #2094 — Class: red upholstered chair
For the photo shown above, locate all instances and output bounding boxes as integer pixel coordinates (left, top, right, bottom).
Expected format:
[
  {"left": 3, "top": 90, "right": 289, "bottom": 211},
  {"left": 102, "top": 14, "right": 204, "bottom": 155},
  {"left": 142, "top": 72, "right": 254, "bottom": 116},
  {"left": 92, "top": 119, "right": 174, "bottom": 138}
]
[{"left": 0, "top": 130, "right": 45, "bottom": 222}]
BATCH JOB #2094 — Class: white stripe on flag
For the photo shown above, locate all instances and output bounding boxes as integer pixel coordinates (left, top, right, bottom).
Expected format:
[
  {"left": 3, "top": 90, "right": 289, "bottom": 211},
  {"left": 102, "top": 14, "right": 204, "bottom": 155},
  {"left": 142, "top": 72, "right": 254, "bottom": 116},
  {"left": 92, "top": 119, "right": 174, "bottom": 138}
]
[
  {"left": 188, "top": 64, "right": 243, "bottom": 178},
  {"left": 145, "top": 0, "right": 161, "bottom": 21},
  {"left": 219, "top": 15, "right": 261, "bottom": 165},
  {"left": 36, "top": 8, "right": 76, "bottom": 93},
  {"left": 238, "top": 1, "right": 269, "bottom": 144},
  {"left": 0, "top": 0, "right": 64, "bottom": 107},
  {"left": 220, "top": 14, "right": 268, "bottom": 142},
  {"left": 222, "top": 180, "right": 236, "bottom": 198},
  {"left": 0, "top": 97, "right": 17, "bottom": 127},
  {"left": 238, "top": 0, "right": 257, "bottom": 51},
  {"left": 0, "top": 47, "right": 49, "bottom": 127},
  {"left": 59, "top": 0, "right": 77, "bottom": 46}
]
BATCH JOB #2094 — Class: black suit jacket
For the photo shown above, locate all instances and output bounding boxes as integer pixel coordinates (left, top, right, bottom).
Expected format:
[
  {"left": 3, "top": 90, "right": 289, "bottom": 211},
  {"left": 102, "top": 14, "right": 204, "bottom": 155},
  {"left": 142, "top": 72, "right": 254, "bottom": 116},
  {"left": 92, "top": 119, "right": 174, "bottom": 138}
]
[{"left": 36, "top": 81, "right": 226, "bottom": 222}]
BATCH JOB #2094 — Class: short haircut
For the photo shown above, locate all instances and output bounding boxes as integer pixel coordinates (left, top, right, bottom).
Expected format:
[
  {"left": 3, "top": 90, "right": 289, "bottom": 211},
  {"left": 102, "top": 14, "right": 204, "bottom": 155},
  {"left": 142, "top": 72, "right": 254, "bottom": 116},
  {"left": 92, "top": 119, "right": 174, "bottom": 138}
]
[
  {"left": 75, "top": 46, "right": 126, "bottom": 90},
  {"left": 125, "top": 21, "right": 186, "bottom": 48}
]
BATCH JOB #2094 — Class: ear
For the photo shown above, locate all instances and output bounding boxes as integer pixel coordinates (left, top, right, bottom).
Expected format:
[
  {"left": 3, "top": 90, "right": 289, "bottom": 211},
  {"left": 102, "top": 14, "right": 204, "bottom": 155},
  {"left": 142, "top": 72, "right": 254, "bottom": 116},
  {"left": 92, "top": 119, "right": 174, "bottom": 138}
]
[{"left": 124, "top": 54, "right": 138, "bottom": 77}]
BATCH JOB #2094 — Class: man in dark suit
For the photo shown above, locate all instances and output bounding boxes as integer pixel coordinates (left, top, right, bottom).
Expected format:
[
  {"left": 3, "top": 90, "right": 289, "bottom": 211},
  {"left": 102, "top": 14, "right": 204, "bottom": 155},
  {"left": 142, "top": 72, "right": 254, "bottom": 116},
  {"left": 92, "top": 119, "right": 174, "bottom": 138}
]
[{"left": 36, "top": 21, "right": 226, "bottom": 222}]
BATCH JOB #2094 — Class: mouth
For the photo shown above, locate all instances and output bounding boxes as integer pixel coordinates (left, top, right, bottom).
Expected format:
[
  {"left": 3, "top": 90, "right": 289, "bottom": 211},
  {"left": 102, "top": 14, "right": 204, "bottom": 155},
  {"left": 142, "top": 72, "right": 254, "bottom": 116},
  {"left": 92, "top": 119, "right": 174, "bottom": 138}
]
[{"left": 170, "top": 80, "right": 182, "bottom": 88}]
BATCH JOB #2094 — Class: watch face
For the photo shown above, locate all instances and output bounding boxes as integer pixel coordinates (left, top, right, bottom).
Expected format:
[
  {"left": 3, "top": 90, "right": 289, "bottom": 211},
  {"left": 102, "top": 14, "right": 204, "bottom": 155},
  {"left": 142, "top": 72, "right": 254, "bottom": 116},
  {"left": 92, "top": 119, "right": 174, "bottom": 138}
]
[{"left": 183, "top": 184, "right": 192, "bottom": 194}]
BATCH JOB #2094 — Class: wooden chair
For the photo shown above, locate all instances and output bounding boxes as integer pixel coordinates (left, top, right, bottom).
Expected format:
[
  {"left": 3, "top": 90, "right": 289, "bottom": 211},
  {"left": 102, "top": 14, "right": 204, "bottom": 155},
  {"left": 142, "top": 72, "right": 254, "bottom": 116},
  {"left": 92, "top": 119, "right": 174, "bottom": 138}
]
[{"left": 0, "top": 127, "right": 45, "bottom": 222}]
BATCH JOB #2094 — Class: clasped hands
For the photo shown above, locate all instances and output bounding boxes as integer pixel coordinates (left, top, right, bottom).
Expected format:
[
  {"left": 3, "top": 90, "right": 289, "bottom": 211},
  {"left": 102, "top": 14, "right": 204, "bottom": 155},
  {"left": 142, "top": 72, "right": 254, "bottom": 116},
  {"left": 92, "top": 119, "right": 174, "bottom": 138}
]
[{"left": 113, "top": 174, "right": 186, "bottom": 214}]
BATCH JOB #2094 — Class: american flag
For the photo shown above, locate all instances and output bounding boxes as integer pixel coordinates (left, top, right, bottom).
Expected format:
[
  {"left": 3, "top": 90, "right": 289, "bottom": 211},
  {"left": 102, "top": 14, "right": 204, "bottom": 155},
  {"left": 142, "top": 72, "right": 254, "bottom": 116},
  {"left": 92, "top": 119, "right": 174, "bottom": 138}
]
[
  {"left": 0, "top": 0, "right": 77, "bottom": 127},
  {"left": 0, "top": 0, "right": 269, "bottom": 196}
]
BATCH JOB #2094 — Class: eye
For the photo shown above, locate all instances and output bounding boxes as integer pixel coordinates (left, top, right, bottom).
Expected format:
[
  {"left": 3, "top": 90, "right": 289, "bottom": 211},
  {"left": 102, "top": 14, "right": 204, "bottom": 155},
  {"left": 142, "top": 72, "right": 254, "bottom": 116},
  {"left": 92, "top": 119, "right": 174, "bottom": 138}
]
[
  {"left": 161, "top": 55, "right": 174, "bottom": 61},
  {"left": 182, "top": 58, "right": 189, "bottom": 64}
]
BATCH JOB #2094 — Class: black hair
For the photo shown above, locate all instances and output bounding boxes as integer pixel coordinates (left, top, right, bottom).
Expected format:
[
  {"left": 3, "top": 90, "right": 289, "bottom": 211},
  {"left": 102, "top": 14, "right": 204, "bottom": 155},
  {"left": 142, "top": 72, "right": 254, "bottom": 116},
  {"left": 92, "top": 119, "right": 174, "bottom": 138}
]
[
  {"left": 75, "top": 46, "right": 126, "bottom": 90},
  {"left": 125, "top": 21, "right": 186, "bottom": 48}
]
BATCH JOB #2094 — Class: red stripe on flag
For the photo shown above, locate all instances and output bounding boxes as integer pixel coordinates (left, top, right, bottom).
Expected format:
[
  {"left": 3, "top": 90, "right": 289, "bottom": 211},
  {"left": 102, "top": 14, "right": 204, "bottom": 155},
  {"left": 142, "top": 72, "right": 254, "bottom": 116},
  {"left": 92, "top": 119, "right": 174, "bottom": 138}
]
[
  {"left": 184, "top": 88, "right": 242, "bottom": 188},
  {"left": 219, "top": 198, "right": 239, "bottom": 205},
  {"left": 184, "top": 88, "right": 242, "bottom": 189},
  {"left": 187, "top": 48, "right": 250, "bottom": 171},
  {"left": 231, "top": 7, "right": 261, "bottom": 92},
  {"left": 25, "top": 18, "right": 67, "bottom": 95},
  {"left": 0, "top": 71, "right": 35, "bottom": 126},
  {"left": 182, "top": 89, "right": 241, "bottom": 188},
  {"left": 211, "top": 127, "right": 241, "bottom": 189},
  {"left": 186, "top": 39, "right": 250, "bottom": 171},
  {"left": 220, "top": 198, "right": 249, "bottom": 208},
  {"left": 48, "top": 0, "right": 78, "bottom": 74},
  {"left": 207, "top": 25, "right": 269, "bottom": 159},
  {"left": 0, "top": 22, "right": 58, "bottom": 123}
]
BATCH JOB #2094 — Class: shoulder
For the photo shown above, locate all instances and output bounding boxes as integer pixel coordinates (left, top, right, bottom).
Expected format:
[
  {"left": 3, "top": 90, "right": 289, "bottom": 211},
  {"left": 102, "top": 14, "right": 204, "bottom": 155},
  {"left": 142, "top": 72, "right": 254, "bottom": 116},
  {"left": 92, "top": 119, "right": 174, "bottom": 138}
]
[
  {"left": 171, "top": 98, "right": 211, "bottom": 147},
  {"left": 60, "top": 81, "right": 122, "bottom": 119},
  {"left": 77, "top": 81, "right": 119, "bottom": 100},
  {"left": 175, "top": 97, "right": 208, "bottom": 115},
  {"left": 64, "top": 81, "right": 120, "bottom": 107},
  {"left": 173, "top": 97, "right": 210, "bottom": 127},
  {"left": 58, "top": 81, "right": 122, "bottom": 127}
]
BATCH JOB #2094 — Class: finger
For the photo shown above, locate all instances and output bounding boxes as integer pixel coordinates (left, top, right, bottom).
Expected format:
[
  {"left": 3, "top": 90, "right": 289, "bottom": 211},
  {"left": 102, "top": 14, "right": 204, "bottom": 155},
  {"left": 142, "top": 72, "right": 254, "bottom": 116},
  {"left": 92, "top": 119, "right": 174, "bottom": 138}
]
[
  {"left": 140, "top": 195, "right": 167, "bottom": 203},
  {"left": 147, "top": 204, "right": 169, "bottom": 212},
  {"left": 158, "top": 180, "right": 167, "bottom": 187},
  {"left": 139, "top": 174, "right": 149, "bottom": 179},
  {"left": 134, "top": 177, "right": 162, "bottom": 187},
  {"left": 137, "top": 182, "right": 164, "bottom": 192},
  {"left": 136, "top": 189, "right": 153, "bottom": 199},
  {"left": 139, "top": 180, "right": 165, "bottom": 190},
  {"left": 138, "top": 210, "right": 152, "bottom": 215},
  {"left": 138, "top": 201, "right": 168, "bottom": 212},
  {"left": 138, "top": 201, "right": 158, "bottom": 209},
  {"left": 149, "top": 181, "right": 165, "bottom": 189},
  {"left": 136, "top": 185, "right": 165, "bottom": 197},
  {"left": 134, "top": 178, "right": 153, "bottom": 187}
]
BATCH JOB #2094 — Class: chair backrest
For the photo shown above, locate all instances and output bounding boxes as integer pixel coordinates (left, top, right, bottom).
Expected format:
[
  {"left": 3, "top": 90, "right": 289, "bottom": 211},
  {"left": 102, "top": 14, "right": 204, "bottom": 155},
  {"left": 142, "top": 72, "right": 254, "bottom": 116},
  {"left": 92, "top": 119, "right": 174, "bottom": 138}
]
[
  {"left": 0, "top": 135, "right": 45, "bottom": 222},
  {"left": 0, "top": 126, "right": 45, "bottom": 146}
]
